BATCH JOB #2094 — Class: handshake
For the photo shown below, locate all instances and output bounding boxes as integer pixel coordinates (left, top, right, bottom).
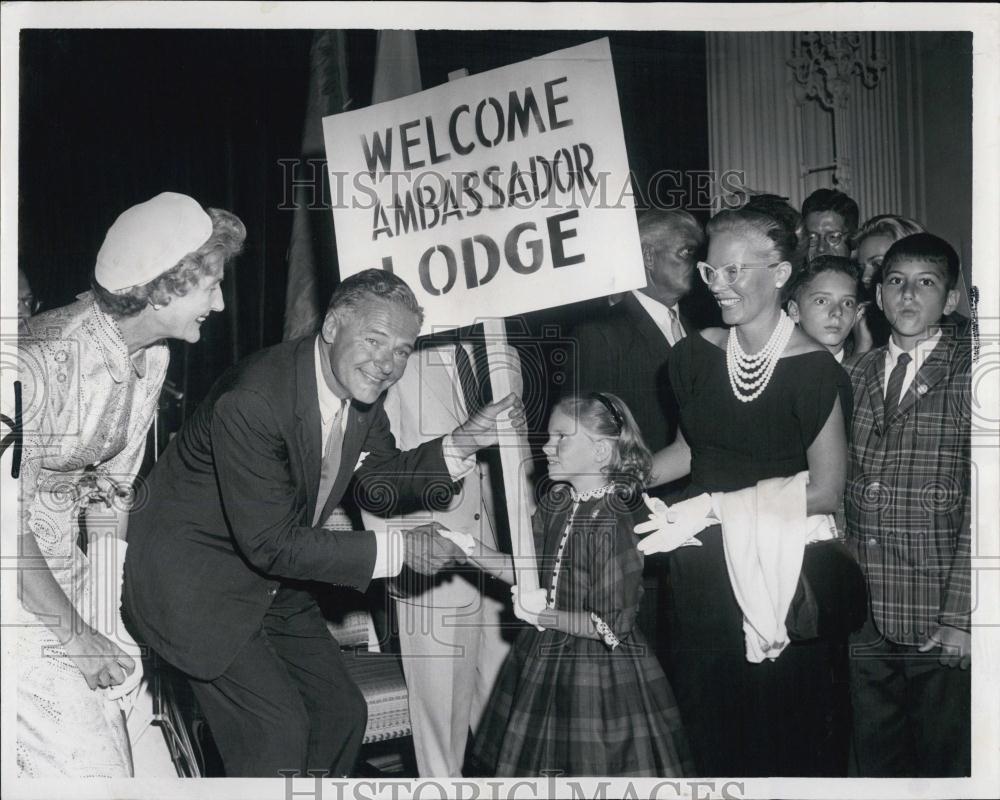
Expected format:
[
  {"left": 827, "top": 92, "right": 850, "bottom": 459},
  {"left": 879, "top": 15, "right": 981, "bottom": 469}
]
[{"left": 401, "top": 523, "right": 477, "bottom": 575}]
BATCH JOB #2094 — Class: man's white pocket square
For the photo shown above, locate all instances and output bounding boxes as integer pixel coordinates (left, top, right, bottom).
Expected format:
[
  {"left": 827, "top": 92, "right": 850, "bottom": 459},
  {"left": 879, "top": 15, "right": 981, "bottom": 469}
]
[{"left": 354, "top": 451, "right": 370, "bottom": 472}]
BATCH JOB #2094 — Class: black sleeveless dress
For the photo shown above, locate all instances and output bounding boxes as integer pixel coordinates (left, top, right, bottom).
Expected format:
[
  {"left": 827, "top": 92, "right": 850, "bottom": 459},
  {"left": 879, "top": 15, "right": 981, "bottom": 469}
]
[{"left": 666, "top": 332, "right": 852, "bottom": 777}]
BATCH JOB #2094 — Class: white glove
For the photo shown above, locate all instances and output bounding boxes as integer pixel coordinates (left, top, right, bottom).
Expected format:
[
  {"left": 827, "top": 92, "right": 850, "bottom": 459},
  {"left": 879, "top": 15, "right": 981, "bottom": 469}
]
[
  {"left": 511, "top": 586, "right": 549, "bottom": 631},
  {"left": 635, "top": 493, "right": 713, "bottom": 555}
]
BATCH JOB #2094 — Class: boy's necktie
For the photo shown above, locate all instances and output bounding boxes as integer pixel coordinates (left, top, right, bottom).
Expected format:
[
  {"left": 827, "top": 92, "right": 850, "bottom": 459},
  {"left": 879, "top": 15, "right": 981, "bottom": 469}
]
[
  {"left": 885, "top": 352, "right": 912, "bottom": 414},
  {"left": 314, "top": 400, "right": 345, "bottom": 526}
]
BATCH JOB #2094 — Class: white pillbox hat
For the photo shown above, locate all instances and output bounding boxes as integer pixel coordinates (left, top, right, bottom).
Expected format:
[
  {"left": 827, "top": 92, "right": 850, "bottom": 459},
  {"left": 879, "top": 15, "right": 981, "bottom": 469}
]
[{"left": 95, "top": 192, "right": 213, "bottom": 292}]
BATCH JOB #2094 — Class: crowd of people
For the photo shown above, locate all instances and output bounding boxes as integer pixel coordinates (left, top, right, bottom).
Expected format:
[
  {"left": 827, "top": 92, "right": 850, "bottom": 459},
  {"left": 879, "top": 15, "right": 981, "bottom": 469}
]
[{"left": 13, "top": 185, "right": 970, "bottom": 781}]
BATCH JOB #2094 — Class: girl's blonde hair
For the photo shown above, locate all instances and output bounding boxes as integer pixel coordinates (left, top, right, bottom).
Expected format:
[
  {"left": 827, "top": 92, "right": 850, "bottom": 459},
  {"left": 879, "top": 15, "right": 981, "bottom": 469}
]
[{"left": 554, "top": 392, "right": 652, "bottom": 488}]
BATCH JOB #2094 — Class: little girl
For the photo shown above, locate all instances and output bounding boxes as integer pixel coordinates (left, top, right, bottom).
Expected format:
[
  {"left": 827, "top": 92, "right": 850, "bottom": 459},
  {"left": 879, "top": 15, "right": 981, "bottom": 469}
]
[
  {"left": 468, "top": 392, "right": 693, "bottom": 777},
  {"left": 785, "top": 255, "right": 861, "bottom": 363}
]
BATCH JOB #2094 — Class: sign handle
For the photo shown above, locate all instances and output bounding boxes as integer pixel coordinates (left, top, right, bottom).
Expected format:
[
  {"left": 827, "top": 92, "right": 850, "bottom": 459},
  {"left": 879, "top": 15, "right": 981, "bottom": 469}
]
[
  {"left": 446, "top": 66, "right": 537, "bottom": 591},
  {"left": 481, "top": 318, "right": 538, "bottom": 592}
]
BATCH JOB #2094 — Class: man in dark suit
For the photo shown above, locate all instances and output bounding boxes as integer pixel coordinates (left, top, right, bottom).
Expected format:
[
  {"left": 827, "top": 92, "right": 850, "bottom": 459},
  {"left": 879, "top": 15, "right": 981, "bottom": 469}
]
[
  {"left": 123, "top": 269, "right": 521, "bottom": 778},
  {"left": 565, "top": 209, "right": 704, "bottom": 463}
]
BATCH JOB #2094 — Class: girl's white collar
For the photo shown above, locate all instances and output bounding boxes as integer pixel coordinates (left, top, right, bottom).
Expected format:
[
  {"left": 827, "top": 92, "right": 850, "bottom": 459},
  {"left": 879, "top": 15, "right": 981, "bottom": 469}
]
[{"left": 570, "top": 482, "right": 616, "bottom": 502}]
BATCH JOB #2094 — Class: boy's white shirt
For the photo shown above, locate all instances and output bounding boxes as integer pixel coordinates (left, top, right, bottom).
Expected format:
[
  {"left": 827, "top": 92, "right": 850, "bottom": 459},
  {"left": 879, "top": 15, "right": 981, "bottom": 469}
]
[{"left": 883, "top": 329, "right": 943, "bottom": 404}]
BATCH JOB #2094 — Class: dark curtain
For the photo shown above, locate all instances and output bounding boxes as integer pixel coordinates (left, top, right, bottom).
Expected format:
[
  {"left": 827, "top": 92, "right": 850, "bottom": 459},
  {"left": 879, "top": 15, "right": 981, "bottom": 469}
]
[{"left": 19, "top": 29, "right": 312, "bottom": 413}]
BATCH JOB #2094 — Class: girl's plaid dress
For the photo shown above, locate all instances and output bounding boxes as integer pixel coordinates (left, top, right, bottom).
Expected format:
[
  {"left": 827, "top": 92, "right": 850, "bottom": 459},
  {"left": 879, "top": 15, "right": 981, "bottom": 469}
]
[{"left": 472, "top": 485, "right": 693, "bottom": 777}]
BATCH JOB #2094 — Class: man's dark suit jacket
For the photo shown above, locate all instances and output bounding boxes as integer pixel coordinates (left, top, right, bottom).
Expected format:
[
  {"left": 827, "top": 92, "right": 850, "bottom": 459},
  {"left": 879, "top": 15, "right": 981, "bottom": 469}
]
[
  {"left": 565, "top": 292, "right": 688, "bottom": 452},
  {"left": 123, "top": 335, "right": 453, "bottom": 680}
]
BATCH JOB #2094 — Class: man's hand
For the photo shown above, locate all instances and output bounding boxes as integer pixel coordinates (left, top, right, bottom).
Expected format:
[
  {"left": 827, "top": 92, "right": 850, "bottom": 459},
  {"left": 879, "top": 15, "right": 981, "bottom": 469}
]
[
  {"left": 918, "top": 624, "right": 971, "bottom": 669},
  {"left": 402, "top": 523, "right": 467, "bottom": 575},
  {"left": 635, "top": 493, "right": 712, "bottom": 555},
  {"left": 449, "top": 392, "right": 526, "bottom": 459},
  {"left": 511, "top": 585, "right": 551, "bottom": 631},
  {"left": 62, "top": 626, "right": 136, "bottom": 691}
]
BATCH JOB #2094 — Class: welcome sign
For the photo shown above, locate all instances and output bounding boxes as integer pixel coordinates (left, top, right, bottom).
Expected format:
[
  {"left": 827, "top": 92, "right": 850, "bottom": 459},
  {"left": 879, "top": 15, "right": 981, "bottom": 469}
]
[{"left": 322, "top": 38, "right": 645, "bottom": 331}]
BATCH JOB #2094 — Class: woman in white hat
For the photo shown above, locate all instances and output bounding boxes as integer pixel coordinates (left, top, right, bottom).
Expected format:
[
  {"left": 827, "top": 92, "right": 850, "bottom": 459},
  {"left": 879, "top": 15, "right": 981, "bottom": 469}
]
[{"left": 14, "top": 192, "right": 245, "bottom": 777}]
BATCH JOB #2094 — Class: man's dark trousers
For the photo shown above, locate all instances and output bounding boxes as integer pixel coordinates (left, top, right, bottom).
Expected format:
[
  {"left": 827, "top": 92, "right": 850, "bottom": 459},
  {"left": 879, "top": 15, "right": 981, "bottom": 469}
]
[{"left": 188, "top": 585, "right": 367, "bottom": 778}]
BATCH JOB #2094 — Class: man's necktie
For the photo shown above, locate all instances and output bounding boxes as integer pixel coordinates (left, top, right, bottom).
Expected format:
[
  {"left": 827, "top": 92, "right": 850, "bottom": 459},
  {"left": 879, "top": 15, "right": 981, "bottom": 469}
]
[
  {"left": 884, "top": 352, "right": 912, "bottom": 414},
  {"left": 668, "top": 306, "right": 685, "bottom": 346},
  {"left": 313, "top": 400, "right": 345, "bottom": 526},
  {"left": 455, "top": 342, "right": 483, "bottom": 419}
]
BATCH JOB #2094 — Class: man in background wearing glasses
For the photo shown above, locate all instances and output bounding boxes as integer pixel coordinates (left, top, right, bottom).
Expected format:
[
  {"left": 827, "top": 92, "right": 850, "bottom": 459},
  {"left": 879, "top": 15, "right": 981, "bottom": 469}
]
[{"left": 802, "top": 188, "right": 860, "bottom": 262}]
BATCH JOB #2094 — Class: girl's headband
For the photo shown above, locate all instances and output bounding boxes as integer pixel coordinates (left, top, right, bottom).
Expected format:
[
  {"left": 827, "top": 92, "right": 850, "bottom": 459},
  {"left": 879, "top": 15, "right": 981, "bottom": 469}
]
[{"left": 589, "top": 392, "right": 624, "bottom": 434}]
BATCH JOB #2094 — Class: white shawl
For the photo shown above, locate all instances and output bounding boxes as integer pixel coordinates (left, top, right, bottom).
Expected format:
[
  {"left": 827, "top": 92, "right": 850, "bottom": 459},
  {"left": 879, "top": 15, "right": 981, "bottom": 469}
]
[{"left": 713, "top": 472, "right": 835, "bottom": 662}]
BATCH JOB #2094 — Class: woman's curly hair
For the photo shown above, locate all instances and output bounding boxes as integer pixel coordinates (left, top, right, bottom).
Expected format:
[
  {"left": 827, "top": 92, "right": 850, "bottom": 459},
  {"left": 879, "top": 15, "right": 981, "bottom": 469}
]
[{"left": 91, "top": 207, "right": 246, "bottom": 318}]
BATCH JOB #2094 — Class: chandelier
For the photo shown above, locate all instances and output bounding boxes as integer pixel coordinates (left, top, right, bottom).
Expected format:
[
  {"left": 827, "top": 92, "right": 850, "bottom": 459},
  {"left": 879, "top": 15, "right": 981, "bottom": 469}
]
[{"left": 788, "top": 32, "right": 888, "bottom": 111}]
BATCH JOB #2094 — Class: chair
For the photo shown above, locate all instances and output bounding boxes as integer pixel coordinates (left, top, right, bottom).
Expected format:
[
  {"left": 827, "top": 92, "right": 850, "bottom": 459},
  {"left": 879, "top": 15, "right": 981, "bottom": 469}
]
[
  {"left": 321, "top": 506, "right": 412, "bottom": 746},
  {"left": 324, "top": 603, "right": 413, "bottom": 744}
]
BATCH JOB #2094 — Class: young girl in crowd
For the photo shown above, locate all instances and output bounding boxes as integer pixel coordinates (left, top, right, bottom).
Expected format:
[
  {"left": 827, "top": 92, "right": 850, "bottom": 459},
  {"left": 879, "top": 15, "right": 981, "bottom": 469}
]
[
  {"left": 786, "top": 255, "right": 862, "bottom": 363},
  {"left": 468, "top": 393, "right": 693, "bottom": 777}
]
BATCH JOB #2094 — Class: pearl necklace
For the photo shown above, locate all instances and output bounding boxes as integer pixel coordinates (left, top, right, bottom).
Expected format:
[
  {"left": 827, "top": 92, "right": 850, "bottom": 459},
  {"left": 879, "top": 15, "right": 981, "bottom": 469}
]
[{"left": 726, "top": 310, "right": 794, "bottom": 403}]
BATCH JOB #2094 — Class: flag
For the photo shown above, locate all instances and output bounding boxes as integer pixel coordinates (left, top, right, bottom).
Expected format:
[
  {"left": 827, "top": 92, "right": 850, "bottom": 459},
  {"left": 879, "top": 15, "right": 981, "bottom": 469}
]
[
  {"left": 282, "top": 31, "right": 350, "bottom": 340},
  {"left": 283, "top": 30, "right": 424, "bottom": 340},
  {"left": 371, "top": 30, "right": 422, "bottom": 104}
]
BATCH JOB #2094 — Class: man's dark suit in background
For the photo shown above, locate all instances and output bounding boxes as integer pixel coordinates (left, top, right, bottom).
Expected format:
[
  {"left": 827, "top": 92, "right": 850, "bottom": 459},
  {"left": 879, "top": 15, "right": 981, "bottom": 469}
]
[{"left": 565, "top": 291, "right": 686, "bottom": 453}]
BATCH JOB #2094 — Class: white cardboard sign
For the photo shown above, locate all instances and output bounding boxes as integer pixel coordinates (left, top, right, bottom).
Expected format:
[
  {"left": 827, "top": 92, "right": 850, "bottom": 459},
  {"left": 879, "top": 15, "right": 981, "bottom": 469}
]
[{"left": 322, "top": 38, "right": 644, "bottom": 331}]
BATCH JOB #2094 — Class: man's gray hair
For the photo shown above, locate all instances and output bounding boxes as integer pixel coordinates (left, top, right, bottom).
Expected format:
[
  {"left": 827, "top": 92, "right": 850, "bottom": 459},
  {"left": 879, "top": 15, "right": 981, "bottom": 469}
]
[
  {"left": 637, "top": 209, "right": 704, "bottom": 252},
  {"left": 327, "top": 269, "right": 424, "bottom": 325}
]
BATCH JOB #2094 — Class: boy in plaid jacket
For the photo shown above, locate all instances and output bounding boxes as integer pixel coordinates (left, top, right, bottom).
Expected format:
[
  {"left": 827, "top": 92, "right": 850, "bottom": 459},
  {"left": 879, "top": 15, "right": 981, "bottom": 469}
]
[{"left": 844, "top": 232, "right": 971, "bottom": 777}]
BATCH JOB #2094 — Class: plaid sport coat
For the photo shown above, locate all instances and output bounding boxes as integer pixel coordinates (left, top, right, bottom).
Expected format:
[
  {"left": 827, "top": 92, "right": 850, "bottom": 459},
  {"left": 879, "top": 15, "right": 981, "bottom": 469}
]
[{"left": 844, "top": 331, "right": 972, "bottom": 646}]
